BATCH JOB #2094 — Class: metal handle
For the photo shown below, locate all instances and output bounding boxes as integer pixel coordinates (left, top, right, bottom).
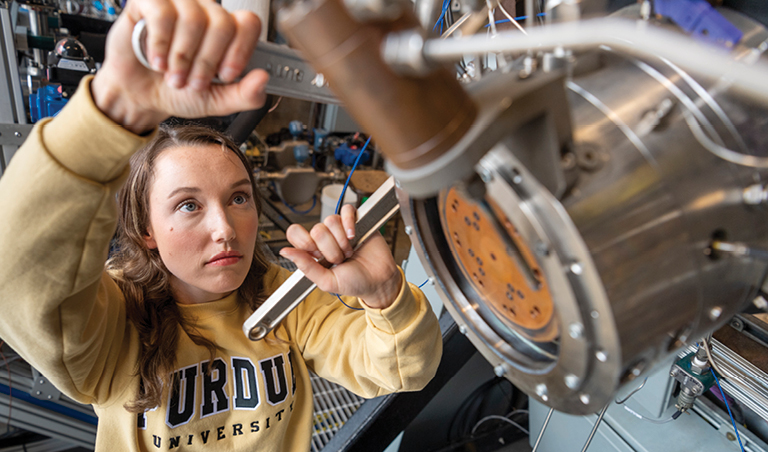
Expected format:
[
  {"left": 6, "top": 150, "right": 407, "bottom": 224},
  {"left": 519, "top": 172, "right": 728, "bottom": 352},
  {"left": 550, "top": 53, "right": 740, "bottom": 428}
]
[{"left": 243, "top": 176, "right": 401, "bottom": 341}]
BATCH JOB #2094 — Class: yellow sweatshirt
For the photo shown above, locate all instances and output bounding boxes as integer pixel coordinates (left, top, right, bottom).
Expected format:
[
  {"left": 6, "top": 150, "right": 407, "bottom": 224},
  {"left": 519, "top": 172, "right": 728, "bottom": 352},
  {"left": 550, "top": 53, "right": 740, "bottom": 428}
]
[{"left": 0, "top": 77, "right": 442, "bottom": 451}]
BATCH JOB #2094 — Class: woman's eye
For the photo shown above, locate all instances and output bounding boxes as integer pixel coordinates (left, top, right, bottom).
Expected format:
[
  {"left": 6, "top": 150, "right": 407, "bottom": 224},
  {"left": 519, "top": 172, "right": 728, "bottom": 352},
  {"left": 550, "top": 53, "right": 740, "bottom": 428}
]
[
  {"left": 233, "top": 194, "right": 249, "bottom": 205},
  {"left": 179, "top": 202, "right": 197, "bottom": 213}
]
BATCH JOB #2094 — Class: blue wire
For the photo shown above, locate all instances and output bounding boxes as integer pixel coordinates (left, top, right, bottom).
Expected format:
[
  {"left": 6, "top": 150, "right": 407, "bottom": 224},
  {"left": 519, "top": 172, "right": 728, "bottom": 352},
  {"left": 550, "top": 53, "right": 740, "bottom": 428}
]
[
  {"left": 332, "top": 136, "right": 371, "bottom": 311},
  {"left": 433, "top": 0, "right": 451, "bottom": 32},
  {"left": 712, "top": 369, "right": 746, "bottom": 452},
  {"left": 335, "top": 293, "right": 364, "bottom": 311},
  {"left": 335, "top": 136, "right": 371, "bottom": 215},
  {"left": 336, "top": 280, "right": 428, "bottom": 310},
  {"left": 282, "top": 195, "right": 317, "bottom": 215},
  {"left": 483, "top": 12, "right": 547, "bottom": 27}
]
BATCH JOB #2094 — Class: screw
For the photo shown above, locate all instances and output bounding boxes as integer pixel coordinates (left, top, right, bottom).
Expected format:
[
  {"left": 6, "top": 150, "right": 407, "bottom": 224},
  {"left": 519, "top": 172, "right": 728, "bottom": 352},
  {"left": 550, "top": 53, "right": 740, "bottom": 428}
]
[
  {"left": 39, "top": 379, "right": 45, "bottom": 384},
  {"left": 570, "top": 262, "right": 583, "bottom": 275},
  {"left": 404, "top": 225, "right": 413, "bottom": 235},
  {"left": 480, "top": 168, "right": 494, "bottom": 183},
  {"left": 512, "top": 168, "right": 523, "bottom": 184},
  {"left": 36, "top": 391, "right": 41, "bottom": 395},
  {"left": 47, "top": 395, "right": 52, "bottom": 399},
  {"left": 579, "top": 393, "right": 591, "bottom": 405},
  {"left": 494, "top": 365, "right": 506, "bottom": 377},
  {"left": 569, "top": 323, "right": 584, "bottom": 339},
  {"left": 459, "top": 325, "right": 467, "bottom": 335},
  {"left": 565, "top": 374, "right": 580, "bottom": 389},
  {"left": 595, "top": 350, "right": 608, "bottom": 362},
  {"left": 535, "top": 241, "right": 549, "bottom": 257},
  {"left": 726, "top": 432, "right": 736, "bottom": 441},
  {"left": 15, "top": 132, "right": 21, "bottom": 137},
  {"left": 709, "top": 306, "right": 723, "bottom": 320},
  {"left": 395, "top": 179, "right": 401, "bottom": 188},
  {"left": 535, "top": 383, "right": 548, "bottom": 402},
  {"left": 311, "top": 73, "right": 326, "bottom": 87},
  {"left": 591, "top": 310, "right": 599, "bottom": 319}
]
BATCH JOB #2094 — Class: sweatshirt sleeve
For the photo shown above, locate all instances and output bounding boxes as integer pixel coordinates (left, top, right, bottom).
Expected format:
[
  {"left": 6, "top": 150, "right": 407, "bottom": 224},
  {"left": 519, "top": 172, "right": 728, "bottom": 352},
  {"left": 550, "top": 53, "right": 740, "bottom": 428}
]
[
  {"left": 0, "top": 77, "right": 153, "bottom": 405},
  {"left": 272, "top": 265, "right": 443, "bottom": 398}
]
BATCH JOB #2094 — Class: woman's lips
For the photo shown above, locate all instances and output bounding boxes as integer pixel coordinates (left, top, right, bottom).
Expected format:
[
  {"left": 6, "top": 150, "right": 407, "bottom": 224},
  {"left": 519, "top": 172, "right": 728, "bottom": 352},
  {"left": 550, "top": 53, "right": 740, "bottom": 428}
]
[{"left": 206, "top": 251, "right": 243, "bottom": 266}]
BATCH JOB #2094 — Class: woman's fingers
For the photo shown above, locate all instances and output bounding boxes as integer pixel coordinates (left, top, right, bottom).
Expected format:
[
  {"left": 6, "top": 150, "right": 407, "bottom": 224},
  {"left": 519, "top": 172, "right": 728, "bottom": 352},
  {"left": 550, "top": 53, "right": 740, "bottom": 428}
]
[
  {"left": 165, "top": 0, "right": 208, "bottom": 88},
  {"left": 322, "top": 214, "right": 353, "bottom": 260},
  {"left": 285, "top": 224, "right": 321, "bottom": 259},
  {"left": 218, "top": 11, "right": 262, "bottom": 83},
  {"left": 186, "top": 2, "right": 236, "bottom": 90},
  {"left": 283, "top": 210, "right": 356, "bottom": 266},
  {"left": 205, "top": 64, "right": 269, "bottom": 115},
  {"left": 279, "top": 248, "right": 339, "bottom": 294},
  {"left": 340, "top": 204, "right": 357, "bottom": 240},
  {"left": 310, "top": 223, "right": 346, "bottom": 264}
]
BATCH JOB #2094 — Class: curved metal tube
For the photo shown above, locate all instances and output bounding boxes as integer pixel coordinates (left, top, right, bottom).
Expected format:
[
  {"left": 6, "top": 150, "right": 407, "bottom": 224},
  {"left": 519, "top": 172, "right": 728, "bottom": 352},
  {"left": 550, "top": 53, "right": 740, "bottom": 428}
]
[{"left": 383, "top": 18, "right": 768, "bottom": 106}]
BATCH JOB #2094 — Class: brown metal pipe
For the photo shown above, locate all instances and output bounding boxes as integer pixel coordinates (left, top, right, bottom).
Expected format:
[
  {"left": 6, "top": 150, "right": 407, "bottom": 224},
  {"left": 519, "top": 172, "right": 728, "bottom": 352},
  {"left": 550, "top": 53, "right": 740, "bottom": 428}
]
[{"left": 277, "top": 0, "right": 477, "bottom": 170}]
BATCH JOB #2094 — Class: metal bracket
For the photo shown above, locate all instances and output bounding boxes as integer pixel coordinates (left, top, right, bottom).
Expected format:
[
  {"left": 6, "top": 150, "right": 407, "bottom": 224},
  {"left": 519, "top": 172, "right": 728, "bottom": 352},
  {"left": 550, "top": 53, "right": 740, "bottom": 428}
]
[
  {"left": 243, "top": 176, "right": 400, "bottom": 340},
  {"left": 30, "top": 368, "right": 61, "bottom": 401},
  {"left": 249, "top": 41, "right": 339, "bottom": 105},
  {"left": 0, "top": 122, "right": 33, "bottom": 145},
  {"left": 670, "top": 352, "right": 715, "bottom": 397}
]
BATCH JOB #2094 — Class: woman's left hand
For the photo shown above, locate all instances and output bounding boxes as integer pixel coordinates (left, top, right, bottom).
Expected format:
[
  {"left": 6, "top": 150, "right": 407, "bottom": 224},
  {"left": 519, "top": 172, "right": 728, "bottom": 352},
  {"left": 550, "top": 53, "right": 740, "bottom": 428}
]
[{"left": 280, "top": 204, "right": 402, "bottom": 309}]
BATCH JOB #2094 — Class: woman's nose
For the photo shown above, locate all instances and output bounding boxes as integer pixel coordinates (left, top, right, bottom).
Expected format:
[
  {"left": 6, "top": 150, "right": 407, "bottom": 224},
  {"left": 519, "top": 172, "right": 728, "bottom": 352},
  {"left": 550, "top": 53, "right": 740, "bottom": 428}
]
[{"left": 210, "top": 207, "right": 236, "bottom": 243}]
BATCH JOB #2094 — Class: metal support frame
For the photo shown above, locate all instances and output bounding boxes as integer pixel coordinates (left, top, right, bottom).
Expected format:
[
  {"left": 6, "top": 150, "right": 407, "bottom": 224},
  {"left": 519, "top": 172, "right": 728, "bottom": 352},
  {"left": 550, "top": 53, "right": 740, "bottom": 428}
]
[
  {"left": 320, "top": 312, "right": 476, "bottom": 451},
  {"left": 1, "top": 2, "right": 28, "bottom": 173},
  {"left": 0, "top": 358, "right": 96, "bottom": 449},
  {"left": 248, "top": 41, "right": 338, "bottom": 105}
]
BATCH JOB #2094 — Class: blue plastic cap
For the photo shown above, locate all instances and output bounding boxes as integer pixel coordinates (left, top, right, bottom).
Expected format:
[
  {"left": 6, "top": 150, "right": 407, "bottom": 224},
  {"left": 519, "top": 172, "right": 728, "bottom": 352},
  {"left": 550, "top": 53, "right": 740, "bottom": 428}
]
[
  {"left": 289, "top": 120, "right": 304, "bottom": 138},
  {"left": 313, "top": 128, "right": 329, "bottom": 149},
  {"left": 294, "top": 144, "right": 311, "bottom": 164}
]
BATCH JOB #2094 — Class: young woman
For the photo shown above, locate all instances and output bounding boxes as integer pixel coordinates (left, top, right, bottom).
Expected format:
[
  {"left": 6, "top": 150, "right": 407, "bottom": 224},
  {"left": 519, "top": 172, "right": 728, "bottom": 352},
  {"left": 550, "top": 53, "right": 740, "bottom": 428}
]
[{"left": 0, "top": 0, "right": 442, "bottom": 450}]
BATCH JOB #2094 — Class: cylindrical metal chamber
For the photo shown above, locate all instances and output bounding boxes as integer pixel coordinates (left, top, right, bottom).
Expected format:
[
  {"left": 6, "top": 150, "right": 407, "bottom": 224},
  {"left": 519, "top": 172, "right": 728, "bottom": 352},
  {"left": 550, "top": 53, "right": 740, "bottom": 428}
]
[{"left": 402, "top": 10, "right": 768, "bottom": 414}]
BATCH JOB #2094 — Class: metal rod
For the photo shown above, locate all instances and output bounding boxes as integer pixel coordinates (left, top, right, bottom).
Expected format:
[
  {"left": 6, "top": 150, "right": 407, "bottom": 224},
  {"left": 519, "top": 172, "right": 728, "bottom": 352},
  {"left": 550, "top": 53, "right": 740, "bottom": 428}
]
[
  {"left": 580, "top": 404, "right": 609, "bottom": 452},
  {"left": 383, "top": 18, "right": 768, "bottom": 107},
  {"left": 525, "top": 0, "right": 533, "bottom": 28},
  {"left": 531, "top": 406, "right": 554, "bottom": 452}
]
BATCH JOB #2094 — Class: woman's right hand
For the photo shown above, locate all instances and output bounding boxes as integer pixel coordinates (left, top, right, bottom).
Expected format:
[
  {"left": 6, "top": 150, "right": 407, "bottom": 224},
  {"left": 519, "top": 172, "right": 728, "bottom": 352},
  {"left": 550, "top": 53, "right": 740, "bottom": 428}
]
[{"left": 91, "top": 0, "right": 269, "bottom": 134}]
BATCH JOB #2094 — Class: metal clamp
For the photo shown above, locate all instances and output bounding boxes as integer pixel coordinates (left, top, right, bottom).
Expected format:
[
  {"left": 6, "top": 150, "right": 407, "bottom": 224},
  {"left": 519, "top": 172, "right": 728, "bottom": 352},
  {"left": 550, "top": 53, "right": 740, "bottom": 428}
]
[{"left": 243, "top": 176, "right": 400, "bottom": 341}]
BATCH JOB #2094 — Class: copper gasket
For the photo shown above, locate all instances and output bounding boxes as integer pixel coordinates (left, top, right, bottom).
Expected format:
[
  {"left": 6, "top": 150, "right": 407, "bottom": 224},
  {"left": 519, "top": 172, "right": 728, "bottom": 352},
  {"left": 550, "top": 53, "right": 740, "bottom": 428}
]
[{"left": 440, "top": 187, "right": 557, "bottom": 339}]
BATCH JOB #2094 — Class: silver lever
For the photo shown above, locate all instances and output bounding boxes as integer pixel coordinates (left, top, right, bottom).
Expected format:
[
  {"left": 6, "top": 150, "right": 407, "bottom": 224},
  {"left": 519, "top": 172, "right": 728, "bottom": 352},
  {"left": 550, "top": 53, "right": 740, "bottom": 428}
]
[{"left": 243, "top": 176, "right": 401, "bottom": 341}]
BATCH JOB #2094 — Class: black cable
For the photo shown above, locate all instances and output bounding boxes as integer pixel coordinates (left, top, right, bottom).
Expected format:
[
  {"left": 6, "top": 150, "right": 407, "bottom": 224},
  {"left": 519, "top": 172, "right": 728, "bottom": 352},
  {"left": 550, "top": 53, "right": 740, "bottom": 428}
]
[
  {"left": 447, "top": 379, "right": 498, "bottom": 442},
  {"left": 448, "top": 377, "right": 522, "bottom": 442}
]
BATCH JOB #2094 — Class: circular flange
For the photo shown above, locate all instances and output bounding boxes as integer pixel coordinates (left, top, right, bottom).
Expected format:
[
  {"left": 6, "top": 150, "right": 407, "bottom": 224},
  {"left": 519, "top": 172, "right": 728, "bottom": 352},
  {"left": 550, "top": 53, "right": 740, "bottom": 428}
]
[{"left": 401, "top": 142, "right": 621, "bottom": 414}]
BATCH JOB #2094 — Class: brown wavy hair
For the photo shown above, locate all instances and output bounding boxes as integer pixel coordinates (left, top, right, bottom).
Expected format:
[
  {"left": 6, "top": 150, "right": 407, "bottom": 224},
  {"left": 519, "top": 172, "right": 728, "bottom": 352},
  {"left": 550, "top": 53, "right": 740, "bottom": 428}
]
[{"left": 106, "top": 125, "right": 270, "bottom": 413}]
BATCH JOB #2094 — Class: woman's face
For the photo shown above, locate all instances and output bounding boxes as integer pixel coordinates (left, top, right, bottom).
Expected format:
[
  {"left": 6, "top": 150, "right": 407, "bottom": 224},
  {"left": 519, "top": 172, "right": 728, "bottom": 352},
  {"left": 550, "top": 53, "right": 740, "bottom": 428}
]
[{"left": 144, "top": 144, "right": 259, "bottom": 305}]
